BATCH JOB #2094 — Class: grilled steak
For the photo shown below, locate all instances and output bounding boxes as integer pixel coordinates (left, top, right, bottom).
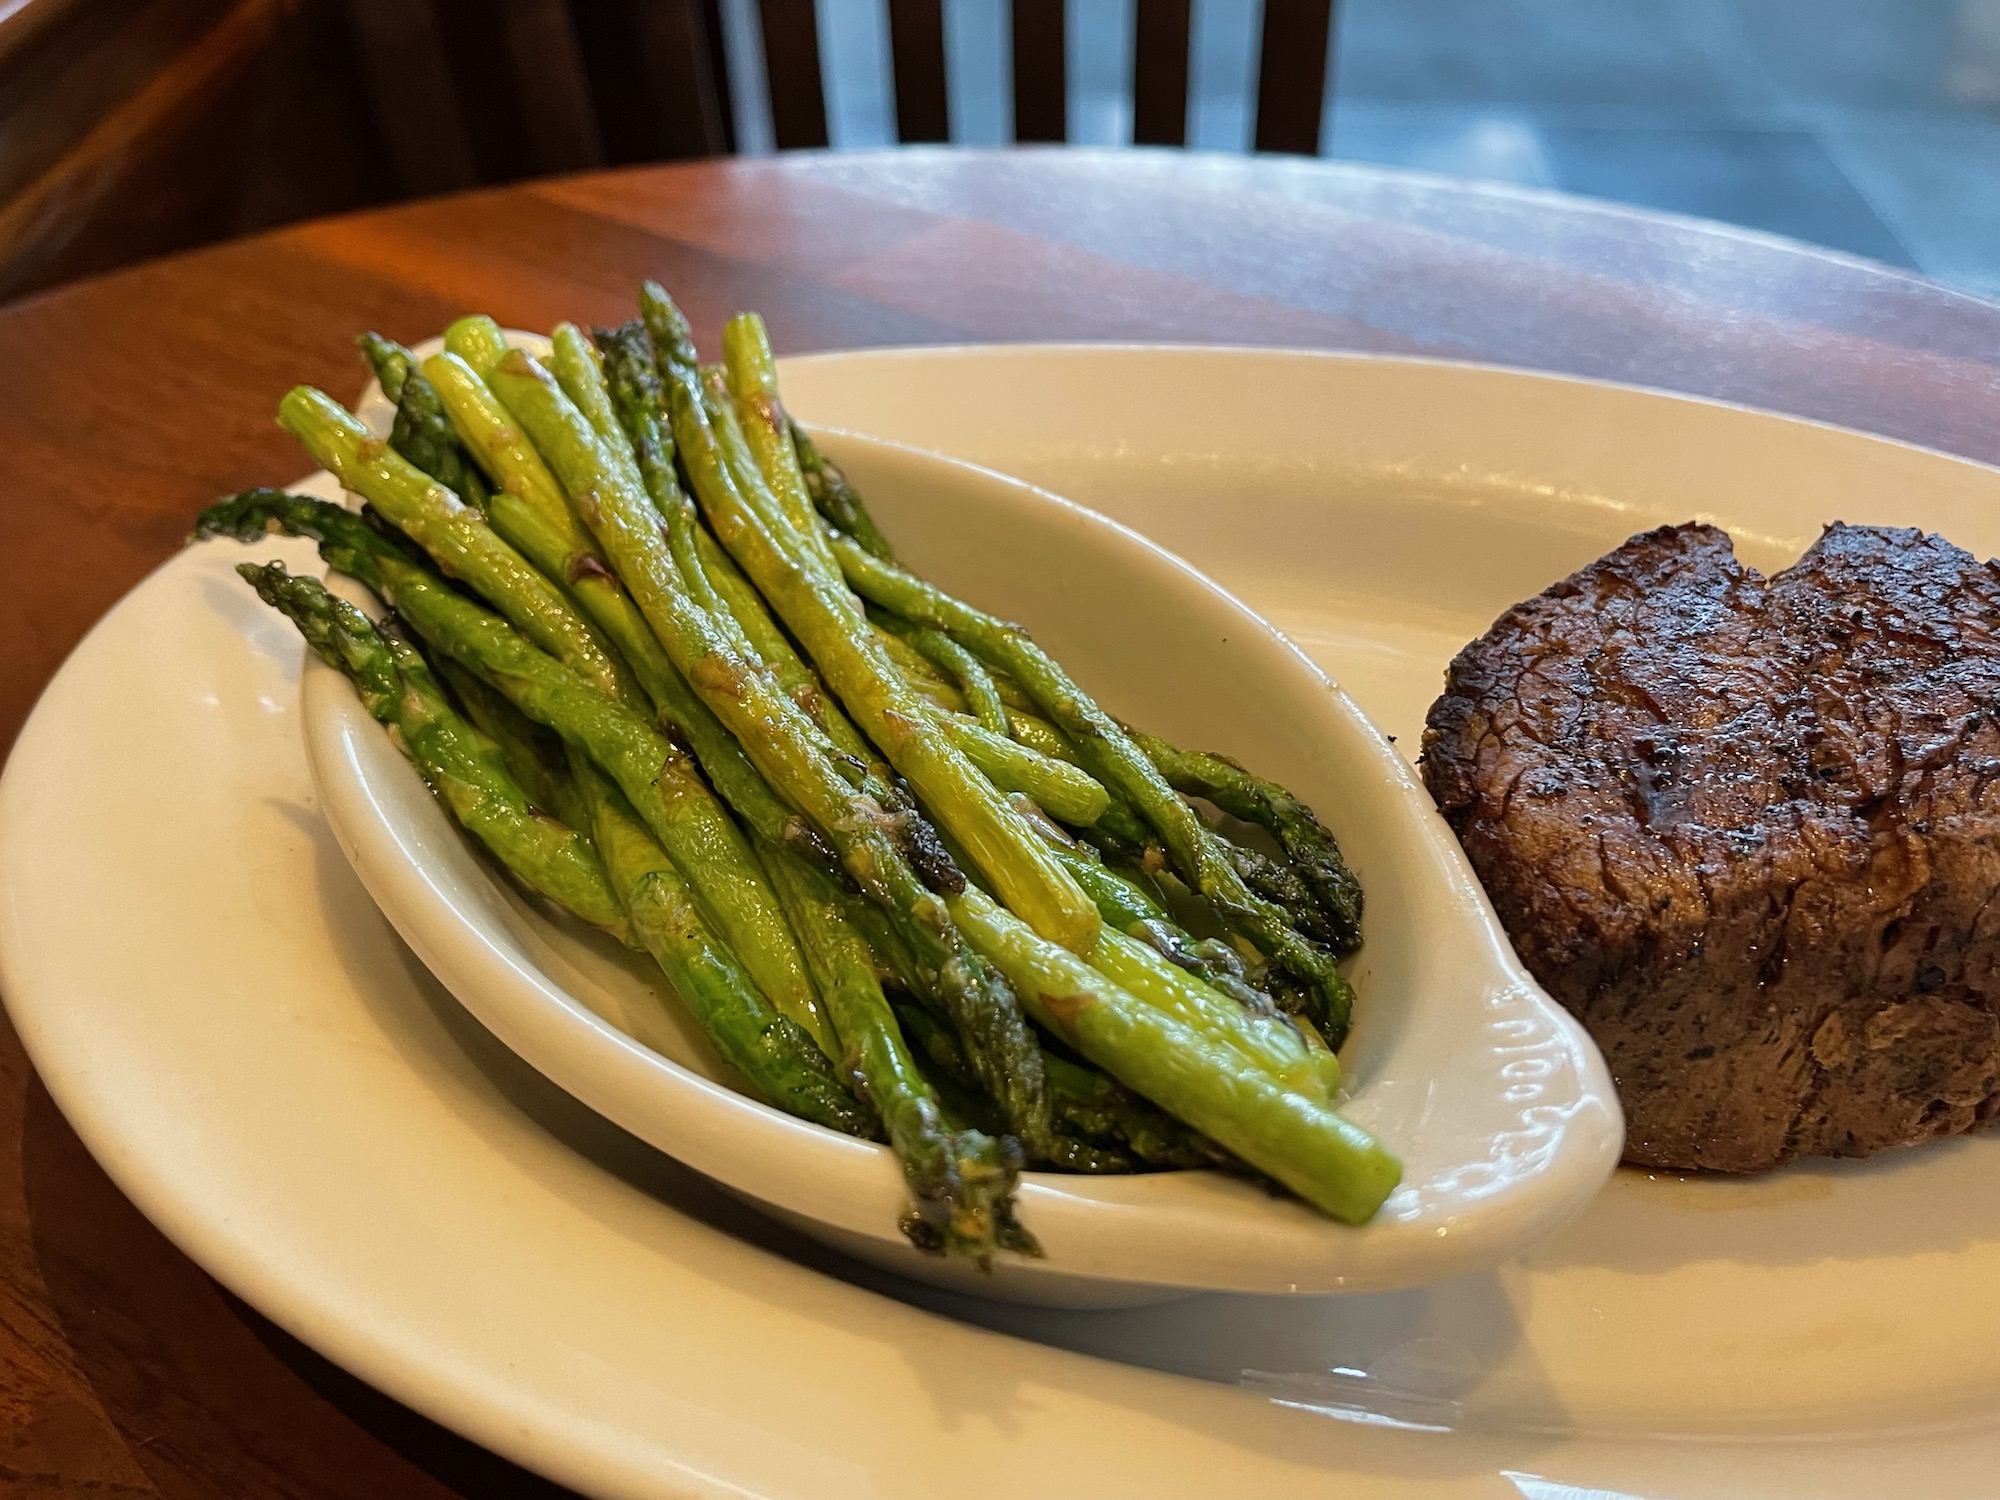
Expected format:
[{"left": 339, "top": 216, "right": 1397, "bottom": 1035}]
[{"left": 1421, "top": 522, "right": 2000, "bottom": 1172}]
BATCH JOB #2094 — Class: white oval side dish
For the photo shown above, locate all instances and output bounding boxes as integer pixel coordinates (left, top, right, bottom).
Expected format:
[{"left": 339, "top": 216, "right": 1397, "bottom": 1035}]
[{"left": 300, "top": 425, "right": 1622, "bottom": 1304}]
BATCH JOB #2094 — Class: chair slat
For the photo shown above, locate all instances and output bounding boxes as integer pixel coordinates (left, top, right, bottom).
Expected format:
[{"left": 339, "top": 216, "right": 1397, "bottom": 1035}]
[
  {"left": 1252, "top": 0, "right": 1334, "bottom": 155},
  {"left": 700, "top": 0, "right": 738, "bottom": 151},
  {"left": 344, "top": 0, "right": 483, "bottom": 193},
  {"left": 887, "top": 0, "right": 949, "bottom": 143},
  {"left": 1011, "top": 0, "right": 1064, "bottom": 143},
  {"left": 570, "top": 0, "right": 731, "bottom": 162},
  {"left": 499, "top": 0, "right": 606, "bottom": 171},
  {"left": 757, "top": 0, "right": 828, "bottom": 149},
  {"left": 431, "top": 0, "right": 538, "bottom": 181},
  {"left": 1131, "top": 0, "right": 1189, "bottom": 147}
]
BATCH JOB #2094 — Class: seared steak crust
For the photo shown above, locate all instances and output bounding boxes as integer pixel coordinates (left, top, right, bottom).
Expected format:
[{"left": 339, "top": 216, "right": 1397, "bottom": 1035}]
[{"left": 1422, "top": 522, "right": 2000, "bottom": 1172}]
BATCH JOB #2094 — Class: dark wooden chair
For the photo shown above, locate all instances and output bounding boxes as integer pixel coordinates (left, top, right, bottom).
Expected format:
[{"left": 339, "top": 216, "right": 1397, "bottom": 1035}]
[
  {"left": 0, "top": 0, "right": 738, "bottom": 299},
  {"left": 360, "top": 0, "right": 1339, "bottom": 177},
  {"left": 0, "top": 0, "right": 1337, "bottom": 300},
  {"left": 762, "top": 0, "right": 1338, "bottom": 152}
]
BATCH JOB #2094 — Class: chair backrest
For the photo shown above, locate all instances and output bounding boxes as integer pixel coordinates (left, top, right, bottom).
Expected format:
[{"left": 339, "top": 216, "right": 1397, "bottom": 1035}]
[
  {"left": 0, "top": 0, "right": 739, "bottom": 300},
  {"left": 340, "top": 0, "right": 736, "bottom": 192},
  {"left": 0, "top": 0, "right": 1336, "bottom": 301},
  {"left": 361, "top": 0, "right": 1341, "bottom": 163},
  {"left": 343, "top": 0, "right": 1341, "bottom": 181},
  {"left": 754, "top": 0, "right": 1338, "bottom": 152}
]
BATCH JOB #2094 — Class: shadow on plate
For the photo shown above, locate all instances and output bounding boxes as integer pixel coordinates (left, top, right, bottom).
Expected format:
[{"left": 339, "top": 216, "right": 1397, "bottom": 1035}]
[
  {"left": 367, "top": 902, "right": 1590, "bottom": 1454},
  {"left": 265, "top": 780, "right": 1586, "bottom": 1455},
  {"left": 1520, "top": 1120, "right": 2000, "bottom": 1276}
]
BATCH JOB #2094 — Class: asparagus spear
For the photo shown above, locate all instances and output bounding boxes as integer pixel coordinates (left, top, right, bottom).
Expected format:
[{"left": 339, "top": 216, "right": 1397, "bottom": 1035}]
[
  {"left": 791, "top": 418, "right": 894, "bottom": 562},
  {"left": 417, "top": 349, "right": 670, "bottom": 705},
  {"left": 421, "top": 350, "right": 578, "bottom": 536},
  {"left": 699, "top": 360, "right": 847, "bottom": 586},
  {"left": 1090, "top": 928, "right": 1337, "bottom": 1100},
  {"left": 504, "top": 332, "right": 883, "bottom": 822},
  {"left": 195, "top": 491, "right": 589, "bottom": 833},
  {"left": 1038, "top": 829, "right": 1303, "bottom": 1022},
  {"left": 619, "top": 303, "right": 890, "bottom": 771},
  {"left": 1040, "top": 1050, "right": 1221, "bottom": 1170},
  {"left": 596, "top": 326, "right": 817, "bottom": 685},
  {"left": 193, "top": 486, "right": 416, "bottom": 592},
  {"left": 608, "top": 318, "right": 900, "bottom": 788},
  {"left": 1226, "top": 836, "right": 1344, "bottom": 955},
  {"left": 1007, "top": 708, "right": 1091, "bottom": 769},
  {"left": 573, "top": 754, "right": 873, "bottom": 1136},
  {"left": 277, "top": 386, "right": 642, "bottom": 707},
  {"left": 595, "top": 324, "right": 761, "bottom": 651},
  {"left": 1127, "top": 730, "right": 1363, "bottom": 956},
  {"left": 595, "top": 320, "right": 877, "bottom": 766},
  {"left": 700, "top": 354, "right": 1087, "bottom": 831},
  {"left": 873, "top": 612, "right": 1010, "bottom": 736},
  {"left": 988, "top": 798, "right": 1332, "bottom": 1093},
  {"left": 760, "top": 846, "right": 1033, "bottom": 1261},
  {"left": 235, "top": 560, "right": 629, "bottom": 939},
  {"left": 488, "top": 349, "right": 912, "bottom": 875},
  {"left": 357, "top": 333, "right": 491, "bottom": 515},
  {"left": 891, "top": 1000, "right": 1008, "bottom": 1134},
  {"left": 359, "top": 331, "right": 412, "bottom": 402},
  {"left": 872, "top": 625, "right": 966, "bottom": 712},
  {"left": 652, "top": 351, "right": 1100, "bottom": 953},
  {"left": 202, "top": 490, "right": 834, "bottom": 1056},
  {"left": 721, "top": 312, "right": 843, "bottom": 577},
  {"left": 443, "top": 313, "right": 512, "bottom": 376},
  {"left": 950, "top": 886, "right": 1399, "bottom": 1223},
  {"left": 378, "top": 334, "right": 848, "bottom": 976},
  {"left": 699, "top": 521, "right": 865, "bottom": 747},
  {"left": 893, "top": 1001, "right": 1198, "bottom": 1172},
  {"left": 1000, "top": 712, "right": 1159, "bottom": 854},
  {"left": 702, "top": 362, "right": 1052, "bottom": 877},
  {"left": 941, "top": 716, "right": 1109, "bottom": 827},
  {"left": 352, "top": 344, "right": 588, "bottom": 848},
  {"left": 393, "top": 553, "right": 839, "bottom": 1053},
  {"left": 829, "top": 534, "right": 1356, "bottom": 1044},
  {"left": 639, "top": 279, "right": 700, "bottom": 383},
  {"left": 435, "top": 655, "right": 589, "bottom": 833},
  {"left": 389, "top": 549, "right": 836, "bottom": 1044},
  {"left": 420, "top": 347, "right": 827, "bottom": 865},
  {"left": 842, "top": 886, "right": 922, "bottom": 993},
  {"left": 1003, "top": 706, "right": 1353, "bottom": 964},
  {"left": 480, "top": 344, "right": 1071, "bottom": 1167},
  {"left": 569, "top": 329, "right": 1046, "bottom": 1233},
  {"left": 550, "top": 322, "right": 624, "bottom": 453}
]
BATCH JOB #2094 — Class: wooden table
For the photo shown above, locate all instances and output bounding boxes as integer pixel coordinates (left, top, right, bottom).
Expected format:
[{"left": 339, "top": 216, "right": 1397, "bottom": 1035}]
[{"left": 2, "top": 147, "right": 1998, "bottom": 1496}]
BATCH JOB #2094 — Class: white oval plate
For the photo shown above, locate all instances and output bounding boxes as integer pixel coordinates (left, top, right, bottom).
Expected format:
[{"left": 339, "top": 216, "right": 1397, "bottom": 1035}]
[
  {"left": 7, "top": 346, "right": 2000, "bottom": 1497},
  {"left": 302, "top": 426, "right": 1619, "bottom": 1303}
]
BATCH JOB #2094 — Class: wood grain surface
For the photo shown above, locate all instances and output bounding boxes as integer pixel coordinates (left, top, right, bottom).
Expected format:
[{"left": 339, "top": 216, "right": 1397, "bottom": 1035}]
[{"left": 2, "top": 147, "right": 1998, "bottom": 1496}]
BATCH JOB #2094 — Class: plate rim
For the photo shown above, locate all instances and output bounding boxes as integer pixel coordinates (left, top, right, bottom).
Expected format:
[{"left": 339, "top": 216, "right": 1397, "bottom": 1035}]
[
  {"left": 779, "top": 339, "right": 2000, "bottom": 484},
  {"left": 297, "top": 421, "right": 1622, "bottom": 1297},
  {"left": 9, "top": 341, "right": 2000, "bottom": 1498}
]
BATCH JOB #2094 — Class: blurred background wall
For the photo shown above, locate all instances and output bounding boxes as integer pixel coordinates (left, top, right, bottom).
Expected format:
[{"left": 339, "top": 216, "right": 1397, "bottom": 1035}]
[{"left": 4, "top": 0, "right": 1996, "bottom": 303}]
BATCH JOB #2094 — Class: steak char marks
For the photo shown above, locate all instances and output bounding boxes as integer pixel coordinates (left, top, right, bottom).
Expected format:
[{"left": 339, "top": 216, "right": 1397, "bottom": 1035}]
[{"left": 1422, "top": 522, "right": 2000, "bottom": 1172}]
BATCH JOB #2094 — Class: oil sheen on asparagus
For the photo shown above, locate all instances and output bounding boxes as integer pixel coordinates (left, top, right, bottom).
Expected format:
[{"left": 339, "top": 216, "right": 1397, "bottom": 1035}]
[{"left": 193, "top": 290, "right": 1397, "bottom": 1265}]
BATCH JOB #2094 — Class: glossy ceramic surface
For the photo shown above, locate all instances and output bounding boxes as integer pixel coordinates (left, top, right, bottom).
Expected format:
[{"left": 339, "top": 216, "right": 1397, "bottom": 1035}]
[
  {"left": 302, "top": 427, "right": 1619, "bottom": 1303},
  {"left": 7, "top": 347, "right": 2000, "bottom": 1496}
]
